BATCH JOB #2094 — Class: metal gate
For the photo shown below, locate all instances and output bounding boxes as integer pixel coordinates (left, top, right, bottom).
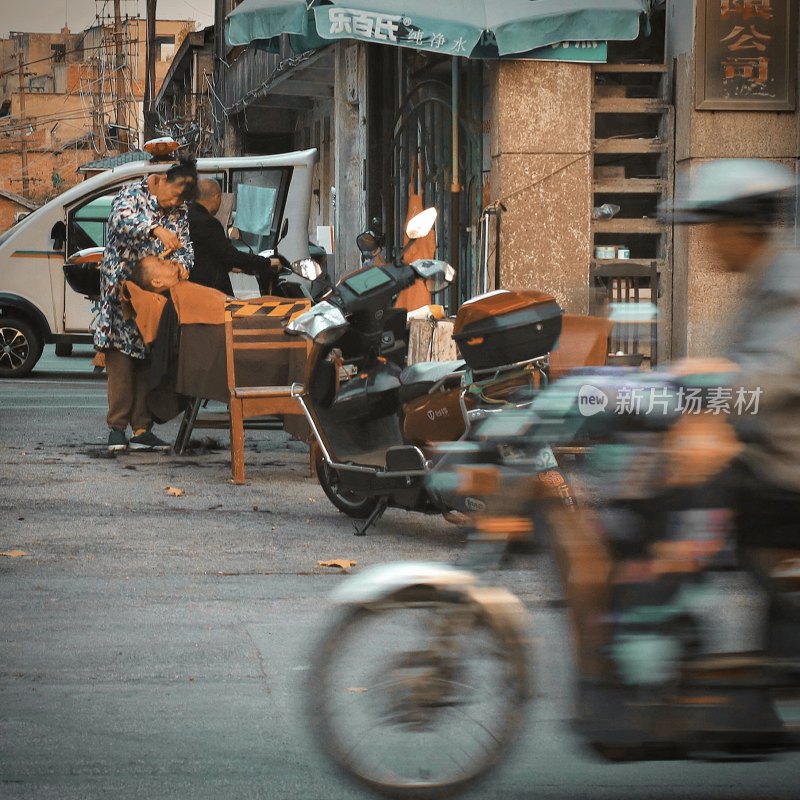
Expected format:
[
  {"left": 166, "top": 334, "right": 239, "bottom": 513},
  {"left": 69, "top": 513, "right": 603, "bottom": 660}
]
[{"left": 368, "top": 49, "right": 483, "bottom": 311}]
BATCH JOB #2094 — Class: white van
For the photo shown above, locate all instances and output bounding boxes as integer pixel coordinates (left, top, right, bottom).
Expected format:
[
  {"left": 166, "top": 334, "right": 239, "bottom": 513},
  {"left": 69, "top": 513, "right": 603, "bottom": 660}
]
[{"left": 0, "top": 148, "right": 318, "bottom": 377}]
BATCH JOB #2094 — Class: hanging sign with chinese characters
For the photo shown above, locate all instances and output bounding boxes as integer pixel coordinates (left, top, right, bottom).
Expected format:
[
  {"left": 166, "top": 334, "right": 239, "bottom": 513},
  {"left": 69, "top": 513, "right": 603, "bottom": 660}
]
[
  {"left": 696, "top": 0, "right": 797, "bottom": 110},
  {"left": 313, "top": 6, "right": 608, "bottom": 62},
  {"left": 524, "top": 41, "right": 608, "bottom": 63},
  {"left": 314, "top": 6, "right": 477, "bottom": 55}
]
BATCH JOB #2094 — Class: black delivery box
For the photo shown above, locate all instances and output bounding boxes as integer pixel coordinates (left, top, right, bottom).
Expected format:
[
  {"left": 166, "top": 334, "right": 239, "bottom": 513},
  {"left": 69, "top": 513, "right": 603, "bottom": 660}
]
[{"left": 453, "top": 290, "right": 563, "bottom": 370}]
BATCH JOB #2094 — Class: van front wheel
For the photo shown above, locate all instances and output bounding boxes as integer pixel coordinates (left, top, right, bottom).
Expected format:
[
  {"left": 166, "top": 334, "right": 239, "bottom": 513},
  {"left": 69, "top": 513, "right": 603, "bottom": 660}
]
[{"left": 0, "top": 317, "right": 42, "bottom": 377}]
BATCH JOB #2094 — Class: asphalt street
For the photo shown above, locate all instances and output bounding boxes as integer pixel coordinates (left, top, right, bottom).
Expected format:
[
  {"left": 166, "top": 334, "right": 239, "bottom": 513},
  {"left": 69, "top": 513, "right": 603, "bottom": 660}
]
[{"left": 1, "top": 345, "right": 799, "bottom": 800}]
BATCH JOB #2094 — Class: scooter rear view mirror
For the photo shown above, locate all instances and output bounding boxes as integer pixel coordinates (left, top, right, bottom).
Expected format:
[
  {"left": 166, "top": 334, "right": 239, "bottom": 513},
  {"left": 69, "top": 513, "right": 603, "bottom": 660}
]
[
  {"left": 405, "top": 207, "right": 437, "bottom": 240},
  {"left": 411, "top": 258, "right": 455, "bottom": 292},
  {"left": 356, "top": 231, "right": 380, "bottom": 254}
]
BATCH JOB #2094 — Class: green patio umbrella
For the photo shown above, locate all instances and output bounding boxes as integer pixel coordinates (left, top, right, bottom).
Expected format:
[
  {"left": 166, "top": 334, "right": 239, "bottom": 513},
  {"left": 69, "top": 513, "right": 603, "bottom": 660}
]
[
  {"left": 225, "top": 0, "right": 654, "bottom": 299},
  {"left": 226, "top": 0, "right": 654, "bottom": 58}
]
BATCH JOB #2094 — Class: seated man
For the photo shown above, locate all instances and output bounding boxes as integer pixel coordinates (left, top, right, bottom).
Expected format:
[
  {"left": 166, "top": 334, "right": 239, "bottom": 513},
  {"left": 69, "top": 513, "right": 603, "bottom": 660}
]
[
  {"left": 126, "top": 254, "right": 229, "bottom": 345},
  {"left": 130, "top": 254, "right": 188, "bottom": 294},
  {"left": 125, "top": 254, "right": 230, "bottom": 426}
]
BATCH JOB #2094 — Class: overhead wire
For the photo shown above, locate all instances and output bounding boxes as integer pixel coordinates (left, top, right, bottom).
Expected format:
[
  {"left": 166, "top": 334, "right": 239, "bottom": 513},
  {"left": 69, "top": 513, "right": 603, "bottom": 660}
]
[
  {"left": 2, "top": 10, "right": 201, "bottom": 156},
  {"left": 0, "top": 106, "right": 116, "bottom": 135},
  {"left": 0, "top": 37, "right": 151, "bottom": 79}
]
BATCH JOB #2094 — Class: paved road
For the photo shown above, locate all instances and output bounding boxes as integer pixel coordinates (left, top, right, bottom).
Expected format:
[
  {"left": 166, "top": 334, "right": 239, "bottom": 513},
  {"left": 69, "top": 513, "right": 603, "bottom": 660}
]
[{"left": 1, "top": 346, "right": 798, "bottom": 799}]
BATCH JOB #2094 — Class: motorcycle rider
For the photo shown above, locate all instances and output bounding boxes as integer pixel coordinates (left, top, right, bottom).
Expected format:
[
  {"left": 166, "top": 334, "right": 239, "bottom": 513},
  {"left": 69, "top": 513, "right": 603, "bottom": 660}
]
[{"left": 670, "top": 158, "right": 800, "bottom": 657}]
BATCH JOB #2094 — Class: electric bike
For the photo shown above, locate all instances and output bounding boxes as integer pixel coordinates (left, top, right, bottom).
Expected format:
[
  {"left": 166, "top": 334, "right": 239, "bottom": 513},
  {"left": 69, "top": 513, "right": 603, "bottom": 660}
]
[
  {"left": 287, "top": 209, "right": 568, "bottom": 534},
  {"left": 307, "top": 365, "right": 800, "bottom": 798}
]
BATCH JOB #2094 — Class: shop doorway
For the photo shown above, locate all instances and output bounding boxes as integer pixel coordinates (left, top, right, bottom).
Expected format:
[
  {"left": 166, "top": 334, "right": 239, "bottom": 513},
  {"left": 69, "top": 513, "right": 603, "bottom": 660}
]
[{"left": 366, "top": 47, "right": 483, "bottom": 311}]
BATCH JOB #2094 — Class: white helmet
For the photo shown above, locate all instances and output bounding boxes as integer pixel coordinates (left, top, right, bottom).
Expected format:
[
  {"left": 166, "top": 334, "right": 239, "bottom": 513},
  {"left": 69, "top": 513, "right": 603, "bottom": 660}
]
[{"left": 668, "top": 159, "right": 796, "bottom": 223}]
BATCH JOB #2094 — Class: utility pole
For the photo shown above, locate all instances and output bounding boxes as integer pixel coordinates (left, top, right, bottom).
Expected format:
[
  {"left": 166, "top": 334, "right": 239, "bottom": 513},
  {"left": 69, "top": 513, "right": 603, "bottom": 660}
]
[
  {"left": 17, "top": 47, "right": 29, "bottom": 199},
  {"left": 113, "top": 0, "right": 127, "bottom": 150},
  {"left": 92, "top": 56, "right": 107, "bottom": 155},
  {"left": 143, "top": 0, "right": 158, "bottom": 141}
]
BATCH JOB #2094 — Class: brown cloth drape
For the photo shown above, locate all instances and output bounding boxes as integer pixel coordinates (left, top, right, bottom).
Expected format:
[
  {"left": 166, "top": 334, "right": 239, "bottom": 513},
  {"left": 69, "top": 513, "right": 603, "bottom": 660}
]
[{"left": 395, "top": 156, "right": 434, "bottom": 312}]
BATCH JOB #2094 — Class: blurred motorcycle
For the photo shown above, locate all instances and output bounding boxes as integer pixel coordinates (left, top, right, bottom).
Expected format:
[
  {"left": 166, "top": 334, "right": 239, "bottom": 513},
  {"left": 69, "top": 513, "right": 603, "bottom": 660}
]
[{"left": 307, "top": 364, "right": 800, "bottom": 798}]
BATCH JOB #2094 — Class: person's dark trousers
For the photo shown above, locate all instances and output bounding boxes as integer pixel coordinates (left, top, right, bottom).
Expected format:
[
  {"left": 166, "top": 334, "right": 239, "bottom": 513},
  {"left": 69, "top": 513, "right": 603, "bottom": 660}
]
[
  {"left": 730, "top": 461, "right": 800, "bottom": 657},
  {"left": 104, "top": 348, "right": 152, "bottom": 432}
]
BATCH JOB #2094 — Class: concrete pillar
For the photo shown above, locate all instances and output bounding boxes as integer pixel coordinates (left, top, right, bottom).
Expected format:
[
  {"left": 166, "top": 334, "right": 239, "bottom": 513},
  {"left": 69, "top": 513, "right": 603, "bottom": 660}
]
[
  {"left": 333, "top": 42, "right": 367, "bottom": 280},
  {"left": 673, "top": 48, "right": 800, "bottom": 357},
  {"left": 488, "top": 60, "right": 594, "bottom": 313}
]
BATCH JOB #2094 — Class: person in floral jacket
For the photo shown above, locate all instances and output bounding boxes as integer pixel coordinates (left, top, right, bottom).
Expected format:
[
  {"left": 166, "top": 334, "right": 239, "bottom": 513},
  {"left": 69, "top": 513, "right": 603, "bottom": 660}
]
[{"left": 94, "top": 156, "right": 197, "bottom": 452}]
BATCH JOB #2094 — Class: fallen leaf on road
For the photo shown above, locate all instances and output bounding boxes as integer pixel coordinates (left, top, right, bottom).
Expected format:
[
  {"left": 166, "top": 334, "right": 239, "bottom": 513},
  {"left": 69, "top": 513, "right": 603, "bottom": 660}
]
[
  {"left": 165, "top": 486, "right": 185, "bottom": 497},
  {"left": 0, "top": 550, "right": 28, "bottom": 558},
  {"left": 318, "top": 559, "right": 357, "bottom": 570}
]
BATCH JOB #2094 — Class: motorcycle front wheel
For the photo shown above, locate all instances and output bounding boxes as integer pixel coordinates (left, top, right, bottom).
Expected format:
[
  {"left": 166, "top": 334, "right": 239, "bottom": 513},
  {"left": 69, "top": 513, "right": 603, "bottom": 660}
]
[
  {"left": 309, "top": 587, "right": 529, "bottom": 800},
  {"left": 315, "top": 451, "right": 379, "bottom": 519}
]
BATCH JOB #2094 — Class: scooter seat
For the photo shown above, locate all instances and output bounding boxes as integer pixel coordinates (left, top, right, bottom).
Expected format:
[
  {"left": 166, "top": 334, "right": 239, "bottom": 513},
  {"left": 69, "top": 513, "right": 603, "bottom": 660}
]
[{"left": 398, "top": 359, "right": 465, "bottom": 403}]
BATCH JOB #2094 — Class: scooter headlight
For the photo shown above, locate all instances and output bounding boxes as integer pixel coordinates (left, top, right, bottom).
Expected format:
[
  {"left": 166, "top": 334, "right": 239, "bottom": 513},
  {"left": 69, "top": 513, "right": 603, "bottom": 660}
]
[{"left": 291, "top": 257, "right": 323, "bottom": 281}]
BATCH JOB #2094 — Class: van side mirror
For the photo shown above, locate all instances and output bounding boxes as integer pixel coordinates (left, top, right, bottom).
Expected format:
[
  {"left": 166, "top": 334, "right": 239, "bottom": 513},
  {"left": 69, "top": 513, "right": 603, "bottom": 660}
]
[{"left": 51, "top": 221, "right": 66, "bottom": 250}]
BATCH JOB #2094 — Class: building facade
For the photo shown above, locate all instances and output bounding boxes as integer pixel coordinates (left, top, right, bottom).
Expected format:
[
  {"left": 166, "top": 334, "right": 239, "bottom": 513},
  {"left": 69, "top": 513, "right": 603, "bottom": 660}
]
[
  {"left": 0, "top": 18, "right": 195, "bottom": 206},
  {"left": 214, "top": 1, "right": 800, "bottom": 358}
]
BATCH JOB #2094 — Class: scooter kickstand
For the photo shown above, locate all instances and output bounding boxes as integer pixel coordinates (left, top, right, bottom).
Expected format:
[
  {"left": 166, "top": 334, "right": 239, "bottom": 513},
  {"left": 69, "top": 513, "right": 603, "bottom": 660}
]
[{"left": 353, "top": 500, "right": 388, "bottom": 536}]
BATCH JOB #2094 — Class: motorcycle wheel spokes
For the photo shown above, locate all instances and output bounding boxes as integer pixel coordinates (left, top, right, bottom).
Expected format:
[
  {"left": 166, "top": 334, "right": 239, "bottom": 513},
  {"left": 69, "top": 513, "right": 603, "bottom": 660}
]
[{"left": 310, "top": 593, "right": 527, "bottom": 799}]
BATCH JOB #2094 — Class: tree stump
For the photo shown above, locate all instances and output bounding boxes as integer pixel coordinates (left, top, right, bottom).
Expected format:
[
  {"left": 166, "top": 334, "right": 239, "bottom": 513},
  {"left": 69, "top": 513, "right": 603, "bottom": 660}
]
[{"left": 407, "top": 318, "right": 459, "bottom": 364}]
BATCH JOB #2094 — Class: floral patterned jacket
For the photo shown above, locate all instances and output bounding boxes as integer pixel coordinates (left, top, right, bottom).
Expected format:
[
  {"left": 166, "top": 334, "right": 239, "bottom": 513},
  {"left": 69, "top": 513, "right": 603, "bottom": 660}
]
[{"left": 93, "top": 178, "right": 194, "bottom": 358}]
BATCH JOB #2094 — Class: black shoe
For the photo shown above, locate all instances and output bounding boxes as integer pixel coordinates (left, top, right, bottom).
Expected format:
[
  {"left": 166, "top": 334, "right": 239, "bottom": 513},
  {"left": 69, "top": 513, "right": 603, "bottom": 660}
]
[
  {"left": 108, "top": 429, "right": 128, "bottom": 451},
  {"left": 129, "top": 431, "right": 171, "bottom": 451}
]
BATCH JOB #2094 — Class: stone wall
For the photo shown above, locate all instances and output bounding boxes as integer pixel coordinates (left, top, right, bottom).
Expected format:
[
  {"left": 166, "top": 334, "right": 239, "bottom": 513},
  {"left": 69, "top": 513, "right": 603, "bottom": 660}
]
[
  {"left": 0, "top": 198, "right": 35, "bottom": 232},
  {"left": 0, "top": 149, "right": 85, "bottom": 206},
  {"left": 673, "top": 45, "right": 800, "bottom": 357},
  {"left": 487, "top": 60, "right": 593, "bottom": 314}
]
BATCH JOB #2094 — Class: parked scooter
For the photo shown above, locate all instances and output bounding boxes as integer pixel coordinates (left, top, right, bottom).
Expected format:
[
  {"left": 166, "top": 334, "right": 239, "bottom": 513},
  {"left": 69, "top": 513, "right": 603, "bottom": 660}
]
[
  {"left": 307, "top": 365, "right": 800, "bottom": 799},
  {"left": 287, "top": 208, "right": 569, "bottom": 534}
]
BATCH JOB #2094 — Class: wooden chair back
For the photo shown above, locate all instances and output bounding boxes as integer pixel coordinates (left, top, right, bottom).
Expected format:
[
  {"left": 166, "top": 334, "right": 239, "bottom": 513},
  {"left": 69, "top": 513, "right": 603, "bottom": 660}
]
[
  {"left": 549, "top": 314, "right": 614, "bottom": 379},
  {"left": 590, "top": 261, "right": 659, "bottom": 366},
  {"left": 224, "top": 298, "right": 311, "bottom": 483}
]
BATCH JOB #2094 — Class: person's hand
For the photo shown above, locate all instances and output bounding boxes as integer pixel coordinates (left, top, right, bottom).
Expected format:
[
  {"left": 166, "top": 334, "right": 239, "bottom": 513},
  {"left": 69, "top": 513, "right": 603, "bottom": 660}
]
[
  {"left": 168, "top": 260, "right": 189, "bottom": 281},
  {"left": 664, "top": 414, "right": 743, "bottom": 487},
  {"left": 153, "top": 226, "right": 181, "bottom": 252}
]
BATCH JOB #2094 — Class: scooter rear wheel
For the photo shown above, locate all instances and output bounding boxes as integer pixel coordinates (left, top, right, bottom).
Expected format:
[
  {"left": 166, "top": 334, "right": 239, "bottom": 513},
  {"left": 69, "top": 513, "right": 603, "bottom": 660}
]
[
  {"left": 316, "top": 451, "right": 380, "bottom": 519},
  {"left": 309, "top": 587, "right": 528, "bottom": 799}
]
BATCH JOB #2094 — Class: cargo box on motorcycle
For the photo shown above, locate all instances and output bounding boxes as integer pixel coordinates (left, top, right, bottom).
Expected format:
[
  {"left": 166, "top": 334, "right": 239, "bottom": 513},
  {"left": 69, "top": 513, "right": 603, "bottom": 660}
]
[{"left": 453, "top": 290, "right": 563, "bottom": 370}]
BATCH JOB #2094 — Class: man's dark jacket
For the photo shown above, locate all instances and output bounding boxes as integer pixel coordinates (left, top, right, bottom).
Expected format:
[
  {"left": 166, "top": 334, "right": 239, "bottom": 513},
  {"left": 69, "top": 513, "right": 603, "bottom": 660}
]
[{"left": 188, "top": 202, "right": 271, "bottom": 295}]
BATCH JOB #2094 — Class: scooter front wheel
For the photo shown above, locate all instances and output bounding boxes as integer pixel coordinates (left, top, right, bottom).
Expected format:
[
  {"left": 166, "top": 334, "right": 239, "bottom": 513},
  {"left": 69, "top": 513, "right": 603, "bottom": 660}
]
[
  {"left": 309, "top": 587, "right": 529, "bottom": 799},
  {"left": 316, "top": 451, "right": 380, "bottom": 519}
]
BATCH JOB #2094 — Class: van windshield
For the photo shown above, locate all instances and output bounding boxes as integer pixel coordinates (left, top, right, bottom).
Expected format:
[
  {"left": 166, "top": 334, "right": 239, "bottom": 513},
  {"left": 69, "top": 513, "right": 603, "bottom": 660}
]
[{"left": 230, "top": 167, "right": 289, "bottom": 254}]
